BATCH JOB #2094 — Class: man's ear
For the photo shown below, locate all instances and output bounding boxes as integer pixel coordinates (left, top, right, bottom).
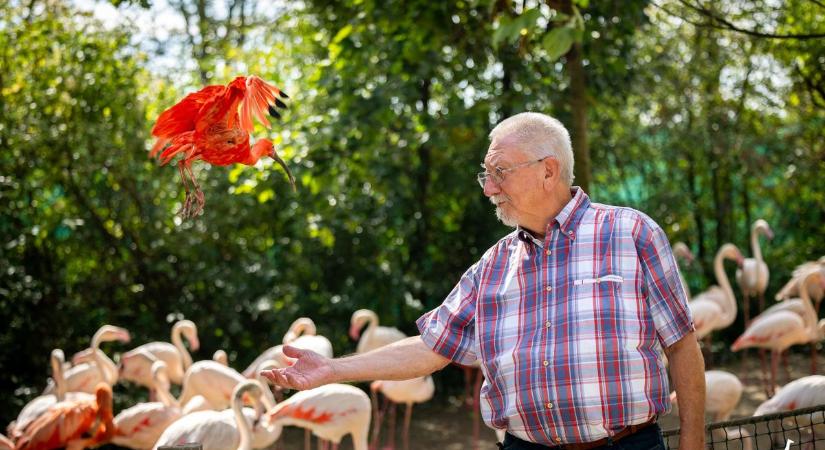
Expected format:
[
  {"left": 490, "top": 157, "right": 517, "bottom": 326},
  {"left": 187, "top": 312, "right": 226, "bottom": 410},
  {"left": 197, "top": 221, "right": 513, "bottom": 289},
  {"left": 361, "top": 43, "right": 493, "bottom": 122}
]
[{"left": 543, "top": 158, "right": 559, "bottom": 183}]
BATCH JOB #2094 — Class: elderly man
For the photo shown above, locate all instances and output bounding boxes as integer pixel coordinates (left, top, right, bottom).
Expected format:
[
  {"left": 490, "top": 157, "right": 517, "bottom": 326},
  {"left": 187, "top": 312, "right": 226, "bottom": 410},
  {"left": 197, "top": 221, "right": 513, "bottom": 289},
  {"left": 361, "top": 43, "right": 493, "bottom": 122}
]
[{"left": 263, "top": 112, "right": 705, "bottom": 450}]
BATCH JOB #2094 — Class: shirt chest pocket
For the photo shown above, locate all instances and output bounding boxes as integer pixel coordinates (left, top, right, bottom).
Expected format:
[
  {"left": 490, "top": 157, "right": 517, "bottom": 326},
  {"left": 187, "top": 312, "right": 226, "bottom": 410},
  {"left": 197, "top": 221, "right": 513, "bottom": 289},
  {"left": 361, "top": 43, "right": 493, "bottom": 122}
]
[{"left": 570, "top": 275, "right": 625, "bottom": 324}]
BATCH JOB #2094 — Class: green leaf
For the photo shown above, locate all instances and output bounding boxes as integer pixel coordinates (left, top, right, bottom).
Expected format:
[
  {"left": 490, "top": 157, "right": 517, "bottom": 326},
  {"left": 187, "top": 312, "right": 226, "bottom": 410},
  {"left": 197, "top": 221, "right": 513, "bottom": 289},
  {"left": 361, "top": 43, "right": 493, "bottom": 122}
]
[
  {"left": 331, "top": 24, "right": 353, "bottom": 44},
  {"left": 542, "top": 26, "right": 575, "bottom": 61}
]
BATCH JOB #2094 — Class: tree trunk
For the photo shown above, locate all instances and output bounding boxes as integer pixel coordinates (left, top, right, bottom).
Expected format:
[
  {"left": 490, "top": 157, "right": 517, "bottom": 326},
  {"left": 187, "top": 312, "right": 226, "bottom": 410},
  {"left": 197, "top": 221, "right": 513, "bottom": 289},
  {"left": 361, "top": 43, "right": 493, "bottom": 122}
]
[{"left": 565, "top": 41, "right": 590, "bottom": 192}]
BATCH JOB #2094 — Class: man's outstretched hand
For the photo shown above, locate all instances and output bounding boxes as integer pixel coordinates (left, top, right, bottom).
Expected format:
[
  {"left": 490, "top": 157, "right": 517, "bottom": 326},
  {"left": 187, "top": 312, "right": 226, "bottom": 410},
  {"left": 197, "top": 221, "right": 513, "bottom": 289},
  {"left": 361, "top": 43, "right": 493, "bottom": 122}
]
[{"left": 260, "top": 345, "right": 336, "bottom": 391}]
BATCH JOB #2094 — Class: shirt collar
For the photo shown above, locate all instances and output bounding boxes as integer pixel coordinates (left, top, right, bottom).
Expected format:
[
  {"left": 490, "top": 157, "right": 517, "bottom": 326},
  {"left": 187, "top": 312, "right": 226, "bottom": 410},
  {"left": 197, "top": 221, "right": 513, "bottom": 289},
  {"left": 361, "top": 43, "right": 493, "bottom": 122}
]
[
  {"left": 515, "top": 186, "right": 590, "bottom": 245},
  {"left": 553, "top": 186, "right": 589, "bottom": 239}
]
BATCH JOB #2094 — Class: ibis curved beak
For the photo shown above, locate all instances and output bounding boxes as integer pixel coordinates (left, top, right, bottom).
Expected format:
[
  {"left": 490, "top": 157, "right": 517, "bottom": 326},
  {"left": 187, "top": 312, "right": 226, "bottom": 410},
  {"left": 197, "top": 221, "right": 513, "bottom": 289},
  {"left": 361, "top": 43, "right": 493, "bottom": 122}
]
[{"left": 271, "top": 152, "right": 296, "bottom": 191}]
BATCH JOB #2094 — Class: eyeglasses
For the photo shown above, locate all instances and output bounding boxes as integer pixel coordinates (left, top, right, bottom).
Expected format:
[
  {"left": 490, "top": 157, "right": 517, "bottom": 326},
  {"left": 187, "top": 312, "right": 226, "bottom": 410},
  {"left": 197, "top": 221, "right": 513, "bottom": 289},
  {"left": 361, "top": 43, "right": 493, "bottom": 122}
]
[{"left": 476, "top": 157, "right": 548, "bottom": 188}]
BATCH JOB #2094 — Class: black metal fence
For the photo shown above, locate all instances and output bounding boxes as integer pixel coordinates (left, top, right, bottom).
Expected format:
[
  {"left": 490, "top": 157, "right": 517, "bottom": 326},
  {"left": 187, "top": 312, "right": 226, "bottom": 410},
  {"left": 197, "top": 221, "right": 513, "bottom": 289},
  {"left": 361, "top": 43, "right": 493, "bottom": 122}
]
[{"left": 663, "top": 404, "right": 825, "bottom": 450}]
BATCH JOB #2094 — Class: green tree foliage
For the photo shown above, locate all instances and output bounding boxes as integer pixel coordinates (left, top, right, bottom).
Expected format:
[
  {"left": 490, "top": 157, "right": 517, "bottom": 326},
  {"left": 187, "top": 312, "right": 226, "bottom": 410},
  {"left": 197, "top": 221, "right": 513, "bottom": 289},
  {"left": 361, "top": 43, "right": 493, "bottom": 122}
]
[{"left": 0, "top": 0, "right": 823, "bottom": 431}]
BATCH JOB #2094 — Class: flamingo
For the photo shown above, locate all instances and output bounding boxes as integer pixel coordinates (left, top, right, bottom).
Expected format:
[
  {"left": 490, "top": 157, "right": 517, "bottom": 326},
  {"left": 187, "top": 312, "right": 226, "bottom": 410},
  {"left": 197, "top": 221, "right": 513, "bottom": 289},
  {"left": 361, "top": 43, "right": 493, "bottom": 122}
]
[
  {"left": 243, "top": 318, "right": 333, "bottom": 378},
  {"left": 42, "top": 325, "right": 130, "bottom": 396},
  {"left": 178, "top": 360, "right": 275, "bottom": 412},
  {"left": 14, "top": 383, "right": 115, "bottom": 450},
  {"left": 687, "top": 244, "right": 744, "bottom": 362},
  {"left": 753, "top": 375, "right": 825, "bottom": 449},
  {"left": 111, "top": 361, "right": 182, "bottom": 450},
  {"left": 349, "top": 309, "right": 406, "bottom": 354},
  {"left": 671, "top": 371, "right": 751, "bottom": 450},
  {"left": 735, "top": 219, "right": 773, "bottom": 325},
  {"left": 282, "top": 317, "right": 317, "bottom": 344},
  {"left": 7, "top": 350, "right": 94, "bottom": 442},
  {"left": 213, "top": 349, "right": 229, "bottom": 366},
  {"left": 754, "top": 375, "right": 825, "bottom": 415},
  {"left": 119, "top": 319, "right": 200, "bottom": 388},
  {"left": 672, "top": 241, "right": 695, "bottom": 300},
  {"left": 282, "top": 317, "right": 334, "bottom": 356},
  {"left": 152, "top": 380, "right": 282, "bottom": 450},
  {"left": 264, "top": 383, "right": 371, "bottom": 450},
  {"left": 731, "top": 272, "right": 825, "bottom": 396},
  {"left": 757, "top": 270, "right": 825, "bottom": 375},
  {"left": 671, "top": 370, "right": 743, "bottom": 422},
  {"left": 776, "top": 257, "right": 825, "bottom": 314},
  {"left": 370, "top": 376, "right": 435, "bottom": 450}
]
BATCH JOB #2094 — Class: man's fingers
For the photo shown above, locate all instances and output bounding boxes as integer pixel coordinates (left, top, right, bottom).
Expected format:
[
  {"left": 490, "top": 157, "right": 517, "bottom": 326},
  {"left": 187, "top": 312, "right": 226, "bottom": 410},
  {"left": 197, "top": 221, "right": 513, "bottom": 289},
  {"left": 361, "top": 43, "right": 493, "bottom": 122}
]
[
  {"left": 261, "top": 369, "right": 290, "bottom": 388},
  {"left": 281, "top": 344, "right": 306, "bottom": 358}
]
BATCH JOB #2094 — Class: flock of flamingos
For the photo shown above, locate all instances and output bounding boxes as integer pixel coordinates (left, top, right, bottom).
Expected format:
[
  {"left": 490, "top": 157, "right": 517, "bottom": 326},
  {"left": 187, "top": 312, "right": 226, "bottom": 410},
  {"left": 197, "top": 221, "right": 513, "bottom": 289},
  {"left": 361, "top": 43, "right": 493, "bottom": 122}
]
[{"left": 3, "top": 219, "right": 825, "bottom": 450}]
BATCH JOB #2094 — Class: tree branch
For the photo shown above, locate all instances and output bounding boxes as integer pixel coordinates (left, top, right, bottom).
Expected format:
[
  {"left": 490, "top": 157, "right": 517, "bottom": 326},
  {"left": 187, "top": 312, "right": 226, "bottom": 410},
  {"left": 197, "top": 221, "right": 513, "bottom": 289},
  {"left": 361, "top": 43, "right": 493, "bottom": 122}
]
[
  {"left": 676, "top": 0, "right": 825, "bottom": 39},
  {"left": 794, "top": 62, "right": 825, "bottom": 108}
]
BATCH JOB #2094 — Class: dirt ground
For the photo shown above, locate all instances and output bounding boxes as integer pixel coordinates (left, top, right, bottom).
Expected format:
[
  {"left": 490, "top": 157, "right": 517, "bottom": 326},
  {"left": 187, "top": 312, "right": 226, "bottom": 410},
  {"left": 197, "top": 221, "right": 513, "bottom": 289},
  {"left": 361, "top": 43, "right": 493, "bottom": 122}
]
[{"left": 272, "top": 350, "right": 823, "bottom": 450}]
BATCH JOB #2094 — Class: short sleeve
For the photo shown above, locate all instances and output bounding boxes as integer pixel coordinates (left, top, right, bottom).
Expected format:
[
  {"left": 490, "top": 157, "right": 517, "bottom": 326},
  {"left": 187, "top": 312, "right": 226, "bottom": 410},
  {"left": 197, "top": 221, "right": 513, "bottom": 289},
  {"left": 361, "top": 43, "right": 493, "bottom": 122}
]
[
  {"left": 635, "top": 216, "right": 694, "bottom": 347},
  {"left": 416, "top": 263, "right": 480, "bottom": 365}
]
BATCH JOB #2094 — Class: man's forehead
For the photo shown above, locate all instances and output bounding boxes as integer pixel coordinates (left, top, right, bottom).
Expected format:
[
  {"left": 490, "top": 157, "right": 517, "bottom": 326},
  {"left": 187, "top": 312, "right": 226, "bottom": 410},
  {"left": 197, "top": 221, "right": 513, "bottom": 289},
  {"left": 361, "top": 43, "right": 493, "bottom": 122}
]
[{"left": 484, "top": 136, "right": 522, "bottom": 166}]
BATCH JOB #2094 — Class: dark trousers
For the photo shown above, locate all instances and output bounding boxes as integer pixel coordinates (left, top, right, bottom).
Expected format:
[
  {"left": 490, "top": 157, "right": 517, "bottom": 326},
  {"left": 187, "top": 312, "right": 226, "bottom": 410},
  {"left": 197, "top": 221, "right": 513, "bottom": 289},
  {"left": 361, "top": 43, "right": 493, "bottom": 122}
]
[{"left": 498, "top": 423, "right": 665, "bottom": 450}]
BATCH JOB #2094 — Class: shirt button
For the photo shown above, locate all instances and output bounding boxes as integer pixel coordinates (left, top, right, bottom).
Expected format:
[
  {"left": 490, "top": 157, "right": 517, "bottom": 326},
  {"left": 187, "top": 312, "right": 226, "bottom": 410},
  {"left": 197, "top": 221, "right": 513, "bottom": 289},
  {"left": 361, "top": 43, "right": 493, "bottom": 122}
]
[
  {"left": 543, "top": 360, "right": 549, "bottom": 367},
  {"left": 545, "top": 286, "right": 552, "bottom": 292},
  {"left": 545, "top": 249, "right": 551, "bottom": 256},
  {"left": 545, "top": 321, "right": 551, "bottom": 328},
  {"left": 546, "top": 402, "right": 553, "bottom": 409},
  {"left": 556, "top": 437, "right": 562, "bottom": 443},
  {"left": 567, "top": 230, "right": 573, "bottom": 235}
]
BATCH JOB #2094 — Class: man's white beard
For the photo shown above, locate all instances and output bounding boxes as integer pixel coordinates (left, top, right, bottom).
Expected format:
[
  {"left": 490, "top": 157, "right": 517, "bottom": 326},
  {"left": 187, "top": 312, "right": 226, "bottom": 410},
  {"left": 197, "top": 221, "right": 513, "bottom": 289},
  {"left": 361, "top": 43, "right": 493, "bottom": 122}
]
[
  {"left": 491, "top": 195, "right": 518, "bottom": 227},
  {"left": 495, "top": 207, "right": 518, "bottom": 227}
]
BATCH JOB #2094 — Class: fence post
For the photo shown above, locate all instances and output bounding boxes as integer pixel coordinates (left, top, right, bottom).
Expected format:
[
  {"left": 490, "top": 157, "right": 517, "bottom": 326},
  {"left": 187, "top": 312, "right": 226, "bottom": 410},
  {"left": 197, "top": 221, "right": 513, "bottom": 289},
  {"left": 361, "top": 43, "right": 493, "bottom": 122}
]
[{"left": 157, "top": 445, "right": 202, "bottom": 450}]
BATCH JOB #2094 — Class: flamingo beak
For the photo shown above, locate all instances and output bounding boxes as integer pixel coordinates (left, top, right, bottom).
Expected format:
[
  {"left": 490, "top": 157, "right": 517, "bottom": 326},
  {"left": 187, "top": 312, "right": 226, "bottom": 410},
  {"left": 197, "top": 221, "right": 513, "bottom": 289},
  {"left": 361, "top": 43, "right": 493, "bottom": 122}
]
[{"left": 190, "top": 336, "right": 201, "bottom": 352}]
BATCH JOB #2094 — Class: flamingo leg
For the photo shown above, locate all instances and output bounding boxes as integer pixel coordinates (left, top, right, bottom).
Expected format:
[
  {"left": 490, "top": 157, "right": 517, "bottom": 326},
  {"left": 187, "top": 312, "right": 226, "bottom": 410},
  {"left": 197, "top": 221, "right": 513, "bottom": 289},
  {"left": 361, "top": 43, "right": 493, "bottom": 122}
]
[
  {"left": 304, "top": 428, "right": 311, "bottom": 450},
  {"left": 811, "top": 342, "right": 819, "bottom": 375},
  {"left": 769, "top": 350, "right": 779, "bottom": 397},
  {"left": 384, "top": 401, "right": 396, "bottom": 450},
  {"left": 760, "top": 348, "right": 771, "bottom": 386},
  {"left": 402, "top": 403, "right": 413, "bottom": 450},
  {"left": 739, "top": 294, "right": 753, "bottom": 384},
  {"left": 370, "top": 387, "right": 382, "bottom": 450},
  {"left": 782, "top": 350, "right": 791, "bottom": 384}
]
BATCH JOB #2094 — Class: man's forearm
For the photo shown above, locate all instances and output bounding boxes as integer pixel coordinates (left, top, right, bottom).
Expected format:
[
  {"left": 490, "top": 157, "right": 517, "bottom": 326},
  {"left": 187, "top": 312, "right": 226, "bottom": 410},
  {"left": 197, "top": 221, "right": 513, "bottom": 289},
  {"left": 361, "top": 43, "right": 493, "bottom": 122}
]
[
  {"left": 331, "top": 335, "right": 452, "bottom": 383},
  {"left": 666, "top": 333, "right": 706, "bottom": 450}
]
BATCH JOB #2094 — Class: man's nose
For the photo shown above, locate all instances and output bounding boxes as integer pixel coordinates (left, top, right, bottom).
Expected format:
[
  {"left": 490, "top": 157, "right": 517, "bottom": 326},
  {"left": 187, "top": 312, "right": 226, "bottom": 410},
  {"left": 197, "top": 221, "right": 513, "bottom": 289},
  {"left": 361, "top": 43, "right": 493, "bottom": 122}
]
[{"left": 483, "top": 178, "right": 500, "bottom": 197}]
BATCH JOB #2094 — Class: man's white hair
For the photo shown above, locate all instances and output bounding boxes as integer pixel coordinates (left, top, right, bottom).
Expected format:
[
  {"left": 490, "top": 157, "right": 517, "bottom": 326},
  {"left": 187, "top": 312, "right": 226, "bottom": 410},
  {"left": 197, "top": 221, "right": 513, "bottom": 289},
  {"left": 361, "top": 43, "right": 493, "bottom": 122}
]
[{"left": 489, "top": 112, "right": 575, "bottom": 186}]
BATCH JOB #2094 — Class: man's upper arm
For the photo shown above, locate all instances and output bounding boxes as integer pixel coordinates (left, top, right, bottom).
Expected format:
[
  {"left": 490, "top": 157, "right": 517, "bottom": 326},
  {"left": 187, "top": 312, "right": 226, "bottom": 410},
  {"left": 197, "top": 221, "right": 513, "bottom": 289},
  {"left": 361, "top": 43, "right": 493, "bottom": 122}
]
[
  {"left": 416, "top": 263, "right": 480, "bottom": 365},
  {"left": 635, "top": 215, "right": 694, "bottom": 348}
]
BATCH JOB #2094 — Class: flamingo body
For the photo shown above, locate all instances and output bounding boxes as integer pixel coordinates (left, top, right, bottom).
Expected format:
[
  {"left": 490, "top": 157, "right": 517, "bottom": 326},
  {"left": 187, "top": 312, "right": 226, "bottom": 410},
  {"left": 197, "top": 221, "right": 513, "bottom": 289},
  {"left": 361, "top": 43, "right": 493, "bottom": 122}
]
[
  {"left": 14, "top": 384, "right": 114, "bottom": 450},
  {"left": 112, "top": 402, "right": 181, "bottom": 450},
  {"left": 731, "top": 311, "right": 809, "bottom": 352},
  {"left": 736, "top": 259, "right": 769, "bottom": 298},
  {"left": 152, "top": 381, "right": 280, "bottom": 450},
  {"left": 704, "top": 370, "right": 743, "bottom": 421},
  {"left": 265, "top": 383, "right": 371, "bottom": 450},
  {"left": 112, "top": 361, "right": 181, "bottom": 450},
  {"left": 119, "top": 320, "right": 199, "bottom": 388},
  {"left": 689, "top": 244, "right": 743, "bottom": 342},
  {"left": 754, "top": 375, "right": 825, "bottom": 416},
  {"left": 350, "top": 309, "right": 406, "bottom": 354}
]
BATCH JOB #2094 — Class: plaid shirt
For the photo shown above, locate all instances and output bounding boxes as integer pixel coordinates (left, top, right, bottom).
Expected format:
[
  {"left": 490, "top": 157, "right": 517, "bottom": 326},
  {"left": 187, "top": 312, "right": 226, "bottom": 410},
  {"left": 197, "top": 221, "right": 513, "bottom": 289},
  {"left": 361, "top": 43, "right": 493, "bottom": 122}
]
[{"left": 417, "top": 187, "right": 693, "bottom": 445}]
